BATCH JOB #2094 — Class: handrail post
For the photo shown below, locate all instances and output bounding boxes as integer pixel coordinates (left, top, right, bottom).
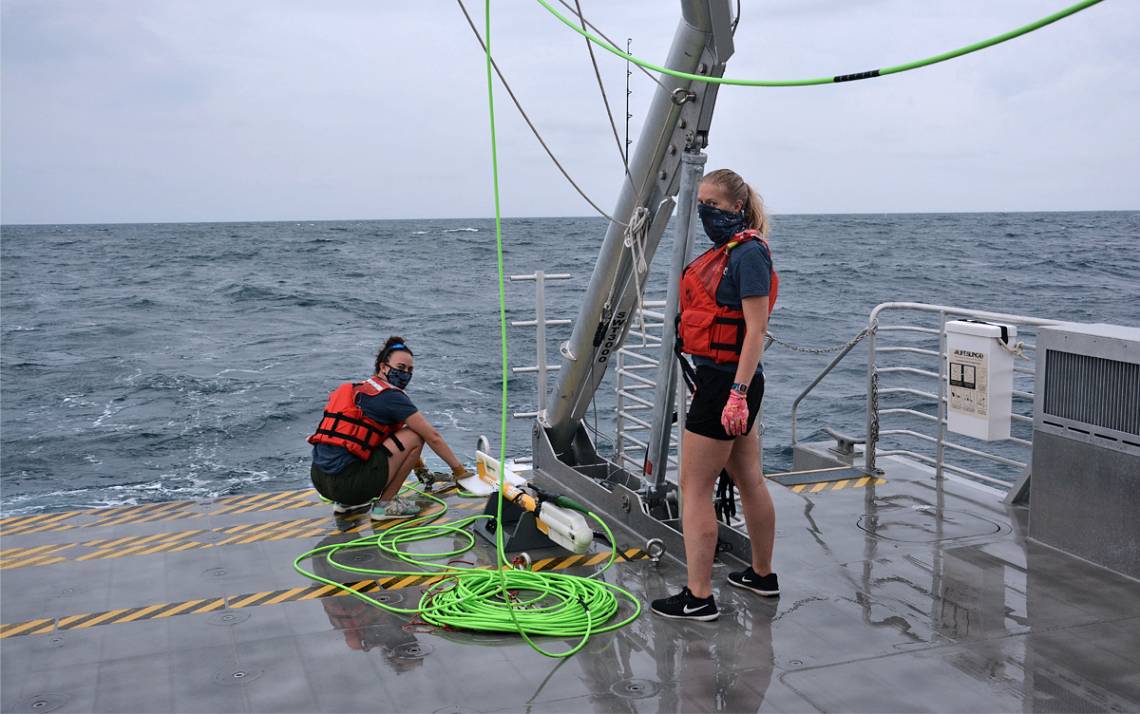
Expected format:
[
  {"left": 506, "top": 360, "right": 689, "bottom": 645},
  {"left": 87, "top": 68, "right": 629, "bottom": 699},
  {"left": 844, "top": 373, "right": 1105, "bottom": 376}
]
[
  {"left": 865, "top": 316, "right": 879, "bottom": 473},
  {"left": 535, "top": 271, "right": 548, "bottom": 417},
  {"left": 935, "top": 309, "right": 947, "bottom": 481},
  {"left": 646, "top": 150, "right": 705, "bottom": 495}
]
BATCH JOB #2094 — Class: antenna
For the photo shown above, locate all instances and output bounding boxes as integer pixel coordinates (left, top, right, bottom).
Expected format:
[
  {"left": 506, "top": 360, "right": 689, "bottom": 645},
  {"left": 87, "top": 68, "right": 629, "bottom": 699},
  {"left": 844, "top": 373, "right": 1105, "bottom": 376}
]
[{"left": 625, "top": 38, "right": 632, "bottom": 167}]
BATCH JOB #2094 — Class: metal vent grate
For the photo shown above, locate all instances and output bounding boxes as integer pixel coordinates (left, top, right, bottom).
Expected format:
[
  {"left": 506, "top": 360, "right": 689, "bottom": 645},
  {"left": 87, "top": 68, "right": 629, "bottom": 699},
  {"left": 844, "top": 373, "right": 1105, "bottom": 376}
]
[{"left": 1043, "top": 350, "right": 1140, "bottom": 436}]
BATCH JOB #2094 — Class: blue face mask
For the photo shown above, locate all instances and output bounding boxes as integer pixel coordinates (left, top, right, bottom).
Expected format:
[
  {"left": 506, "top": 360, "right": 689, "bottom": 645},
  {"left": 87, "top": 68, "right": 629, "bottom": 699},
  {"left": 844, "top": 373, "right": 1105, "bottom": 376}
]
[
  {"left": 385, "top": 365, "right": 412, "bottom": 390},
  {"left": 697, "top": 203, "right": 745, "bottom": 245}
]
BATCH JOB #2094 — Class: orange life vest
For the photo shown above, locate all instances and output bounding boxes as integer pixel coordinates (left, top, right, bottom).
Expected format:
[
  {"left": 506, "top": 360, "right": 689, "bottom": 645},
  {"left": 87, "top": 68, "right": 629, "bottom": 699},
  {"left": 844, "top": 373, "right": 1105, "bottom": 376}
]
[
  {"left": 677, "top": 230, "right": 779, "bottom": 364},
  {"left": 308, "top": 376, "right": 405, "bottom": 461}
]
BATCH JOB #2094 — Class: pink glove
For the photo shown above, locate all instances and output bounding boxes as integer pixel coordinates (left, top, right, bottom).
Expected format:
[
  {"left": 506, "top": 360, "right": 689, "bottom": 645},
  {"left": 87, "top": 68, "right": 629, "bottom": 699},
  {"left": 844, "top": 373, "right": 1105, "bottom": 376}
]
[{"left": 721, "top": 391, "right": 749, "bottom": 436}]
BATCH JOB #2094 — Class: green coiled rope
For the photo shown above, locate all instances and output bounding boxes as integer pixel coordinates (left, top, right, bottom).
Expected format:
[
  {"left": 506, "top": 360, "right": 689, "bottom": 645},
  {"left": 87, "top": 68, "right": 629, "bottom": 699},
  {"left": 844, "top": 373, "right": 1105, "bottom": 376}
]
[
  {"left": 292, "top": 485, "right": 642, "bottom": 656},
  {"left": 534, "top": 0, "right": 1106, "bottom": 87}
]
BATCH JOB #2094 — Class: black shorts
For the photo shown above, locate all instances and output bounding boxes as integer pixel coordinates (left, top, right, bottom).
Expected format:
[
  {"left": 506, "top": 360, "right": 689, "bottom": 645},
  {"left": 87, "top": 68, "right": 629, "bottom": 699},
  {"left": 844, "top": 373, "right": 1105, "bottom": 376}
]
[
  {"left": 684, "top": 365, "right": 765, "bottom": 441},
  {"left": 310, "top": 445, "right": 392, "bottom": 505}
]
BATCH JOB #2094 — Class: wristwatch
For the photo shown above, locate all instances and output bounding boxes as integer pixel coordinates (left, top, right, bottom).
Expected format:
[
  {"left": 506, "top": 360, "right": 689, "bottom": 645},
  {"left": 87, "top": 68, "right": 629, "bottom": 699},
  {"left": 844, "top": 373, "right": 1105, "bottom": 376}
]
[{"left": 730, "top": 382, "right": 749, "bottom": 395}]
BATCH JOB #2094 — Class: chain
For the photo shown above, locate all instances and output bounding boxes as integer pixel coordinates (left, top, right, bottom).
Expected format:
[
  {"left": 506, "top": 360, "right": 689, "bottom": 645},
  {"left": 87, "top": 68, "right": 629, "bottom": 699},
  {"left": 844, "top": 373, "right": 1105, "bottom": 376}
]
[
  {"left": 869, "top": 370, "right": 880, "bottom": 447},
  {"left": 767, "top": 327, "right": 870, "bottom": 354}
]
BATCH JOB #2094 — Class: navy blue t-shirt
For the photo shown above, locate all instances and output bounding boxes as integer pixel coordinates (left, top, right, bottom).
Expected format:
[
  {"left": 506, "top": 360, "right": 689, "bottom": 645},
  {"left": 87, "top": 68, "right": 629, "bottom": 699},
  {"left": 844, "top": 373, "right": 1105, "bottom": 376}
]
[
  {"left": 312, "top": 387, "right": 418, "bottom": 474},
  {"left": 692, "top": 238, "right": 772, "bottom": 375}
]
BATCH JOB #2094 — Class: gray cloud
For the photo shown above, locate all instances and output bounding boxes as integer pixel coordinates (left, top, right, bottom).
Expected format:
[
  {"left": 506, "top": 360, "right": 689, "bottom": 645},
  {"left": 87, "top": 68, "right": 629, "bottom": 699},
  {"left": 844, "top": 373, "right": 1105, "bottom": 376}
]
[{"left": 2, "top": 0, "right": 1136, "bottom": 224}]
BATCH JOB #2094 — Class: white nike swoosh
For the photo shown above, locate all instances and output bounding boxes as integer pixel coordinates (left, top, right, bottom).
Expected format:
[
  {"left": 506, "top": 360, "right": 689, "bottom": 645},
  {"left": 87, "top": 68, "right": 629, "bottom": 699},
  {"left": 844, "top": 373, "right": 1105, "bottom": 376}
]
[{"left": 682, "top": 604, "right": 708, "bottom": 614}]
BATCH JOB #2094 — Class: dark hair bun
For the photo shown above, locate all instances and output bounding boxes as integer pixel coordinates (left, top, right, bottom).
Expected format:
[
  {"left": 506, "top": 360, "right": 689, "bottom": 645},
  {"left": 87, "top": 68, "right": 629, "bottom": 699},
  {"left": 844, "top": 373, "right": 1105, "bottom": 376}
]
[{"left": 374, "top": 336, "right": 413, "bottom": 374}]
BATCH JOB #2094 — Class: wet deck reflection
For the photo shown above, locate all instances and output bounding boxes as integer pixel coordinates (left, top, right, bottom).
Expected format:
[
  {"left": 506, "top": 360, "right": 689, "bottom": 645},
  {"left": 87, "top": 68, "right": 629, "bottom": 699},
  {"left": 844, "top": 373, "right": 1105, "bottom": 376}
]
[{"left": 2, "top": 459, "right": 1138, "bottom": 712}]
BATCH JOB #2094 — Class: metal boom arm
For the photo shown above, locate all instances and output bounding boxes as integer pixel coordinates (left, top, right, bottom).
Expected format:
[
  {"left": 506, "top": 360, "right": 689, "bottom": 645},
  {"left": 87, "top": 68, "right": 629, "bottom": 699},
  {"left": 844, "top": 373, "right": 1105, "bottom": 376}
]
[{"left": 545, "top": 0, "right": 735, "bottom": 459}]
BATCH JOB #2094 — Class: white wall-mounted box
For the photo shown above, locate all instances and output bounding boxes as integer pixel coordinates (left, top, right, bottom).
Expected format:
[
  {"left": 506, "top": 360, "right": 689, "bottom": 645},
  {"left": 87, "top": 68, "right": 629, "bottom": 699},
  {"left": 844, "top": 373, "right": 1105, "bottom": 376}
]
[{"left": 945, "top": 319, "right": 1017, "bottom": 441}]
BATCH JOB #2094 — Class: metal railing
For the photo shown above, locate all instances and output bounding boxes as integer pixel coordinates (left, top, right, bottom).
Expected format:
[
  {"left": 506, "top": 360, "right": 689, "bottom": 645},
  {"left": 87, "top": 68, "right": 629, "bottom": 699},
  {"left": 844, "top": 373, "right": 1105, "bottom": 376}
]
[
  {"left": 516, "top": 287, "right": 1062, "bottom": 490},
  {"left": 865, "top": 303, "right": 1061, "bottom": 487},
  {"left": 791, "top": 301, "right": 1062, "bottom": 489},
  {"left": 509, "top": 271, "right": 572, "bottom": 420}
]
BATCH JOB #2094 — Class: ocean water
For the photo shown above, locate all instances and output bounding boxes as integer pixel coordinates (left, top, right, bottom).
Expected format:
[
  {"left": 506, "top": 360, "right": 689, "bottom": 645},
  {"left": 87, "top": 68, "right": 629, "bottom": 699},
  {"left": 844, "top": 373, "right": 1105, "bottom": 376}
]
[{"left": 2, "top": 212, "right": 1138, "bottom": 515}]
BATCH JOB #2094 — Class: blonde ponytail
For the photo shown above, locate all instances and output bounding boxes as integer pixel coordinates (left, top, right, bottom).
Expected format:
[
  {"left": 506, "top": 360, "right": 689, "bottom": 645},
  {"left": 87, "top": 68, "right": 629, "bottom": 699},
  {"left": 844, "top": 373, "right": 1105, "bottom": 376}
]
[
  {"left": 702, "top": 168, "right": 770, "bottom": 238},
  {"left": 744, "top": 183, "right": 770, "bottom": 238}
]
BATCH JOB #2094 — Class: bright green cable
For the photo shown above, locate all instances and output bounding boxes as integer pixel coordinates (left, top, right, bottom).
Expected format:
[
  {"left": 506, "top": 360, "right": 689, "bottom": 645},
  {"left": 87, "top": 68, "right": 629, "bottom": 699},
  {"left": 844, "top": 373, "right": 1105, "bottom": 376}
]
[
  {"left": 483, "top": 0, "right": 594, "bottom": 658},
  {"left": 482, "top": 0, "right": 522, "bottom": 646},
  {"left": 291, "top": 479, "right": 642, "bottom": 642},
  {"left": 295, "top": 0, "right": 659, "bottom": 646},
  {"left": 534, "top": 0, "right": 1105, "bottom": 87}
]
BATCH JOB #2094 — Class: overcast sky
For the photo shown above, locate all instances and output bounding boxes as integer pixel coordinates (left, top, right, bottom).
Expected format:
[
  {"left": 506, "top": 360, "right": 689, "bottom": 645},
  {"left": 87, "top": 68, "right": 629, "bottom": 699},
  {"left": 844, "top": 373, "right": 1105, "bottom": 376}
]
[{"left": 2, "top": 0, "right": 1137, "bottom": 224}]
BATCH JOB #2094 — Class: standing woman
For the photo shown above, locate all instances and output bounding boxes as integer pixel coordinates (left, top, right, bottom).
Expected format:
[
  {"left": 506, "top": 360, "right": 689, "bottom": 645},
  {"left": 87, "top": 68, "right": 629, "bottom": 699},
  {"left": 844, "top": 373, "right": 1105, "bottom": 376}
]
[
  {"left": 651, "top": 169, "right": 780, "bottom": 621},
  {"left": 308, "top": 337, "right": 470, "bottom": 520}
]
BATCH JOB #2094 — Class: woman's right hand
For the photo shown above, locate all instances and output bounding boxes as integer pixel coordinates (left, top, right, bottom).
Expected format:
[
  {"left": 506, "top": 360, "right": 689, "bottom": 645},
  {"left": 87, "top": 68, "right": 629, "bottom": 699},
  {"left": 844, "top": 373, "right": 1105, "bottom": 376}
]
[
  {"left": 405, "top": 411, "right": 466, "bottom": 479},
  {"left": 721, "top": 391, "right": 749, "bottom": 436}
]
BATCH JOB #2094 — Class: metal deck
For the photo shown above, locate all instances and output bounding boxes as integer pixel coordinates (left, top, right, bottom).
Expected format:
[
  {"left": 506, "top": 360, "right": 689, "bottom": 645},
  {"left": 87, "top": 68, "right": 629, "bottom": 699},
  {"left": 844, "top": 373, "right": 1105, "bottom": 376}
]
[{"left": 3, "top": 461, "right": 1139, "bottom": 713}]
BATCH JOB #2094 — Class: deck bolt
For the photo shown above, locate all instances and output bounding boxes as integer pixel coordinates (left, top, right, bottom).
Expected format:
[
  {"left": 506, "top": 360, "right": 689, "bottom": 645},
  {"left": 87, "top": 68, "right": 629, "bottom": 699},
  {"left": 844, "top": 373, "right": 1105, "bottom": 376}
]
[
  {"left": 646, "top": 538, "right": 666, "bottom": 565},
  {"left": 232, "top": 671, "right": 246, "bottom": 679}
]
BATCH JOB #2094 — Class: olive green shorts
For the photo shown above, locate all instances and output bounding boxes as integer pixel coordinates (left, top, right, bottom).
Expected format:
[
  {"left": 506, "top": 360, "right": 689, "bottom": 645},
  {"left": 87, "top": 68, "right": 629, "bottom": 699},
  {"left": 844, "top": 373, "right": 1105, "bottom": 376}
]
[{"left": 310, "top": 447, "right": 391, "bottom": 506}]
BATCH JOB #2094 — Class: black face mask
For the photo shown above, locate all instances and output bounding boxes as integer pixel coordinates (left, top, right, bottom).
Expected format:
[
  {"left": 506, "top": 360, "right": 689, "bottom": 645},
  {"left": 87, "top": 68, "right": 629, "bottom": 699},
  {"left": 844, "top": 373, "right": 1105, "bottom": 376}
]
[
  {"left": 697, "top": 203, "right": 746, "bottom": 245},
  {"left": 385, "top": 366, "right": 412, "bottom": 390}
]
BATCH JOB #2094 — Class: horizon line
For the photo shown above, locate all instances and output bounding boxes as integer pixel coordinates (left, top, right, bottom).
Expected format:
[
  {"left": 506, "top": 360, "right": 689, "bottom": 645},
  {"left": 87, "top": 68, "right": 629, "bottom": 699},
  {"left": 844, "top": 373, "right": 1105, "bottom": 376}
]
[{"left": 2, "top": 207, "right": 1137, "bottom": 228}]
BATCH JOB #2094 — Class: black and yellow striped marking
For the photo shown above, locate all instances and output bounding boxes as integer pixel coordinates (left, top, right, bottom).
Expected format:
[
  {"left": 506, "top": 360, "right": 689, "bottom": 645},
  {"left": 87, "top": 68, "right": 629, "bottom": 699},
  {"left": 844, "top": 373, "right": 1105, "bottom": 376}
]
[
  {"left": 0, "top": 489, "right": 326, "bottom": 536},
  {"left": 0, "top": 505, "right": 453, "bottom": 571},
  {"left": 789, "top": 476, "right": 887, "bottom": 494},
  {"left": 0, "top": 487, "right": 479, "bottom": 537},
  {"left": 0, "top": 548, "right": 649, "bottom": 638}
]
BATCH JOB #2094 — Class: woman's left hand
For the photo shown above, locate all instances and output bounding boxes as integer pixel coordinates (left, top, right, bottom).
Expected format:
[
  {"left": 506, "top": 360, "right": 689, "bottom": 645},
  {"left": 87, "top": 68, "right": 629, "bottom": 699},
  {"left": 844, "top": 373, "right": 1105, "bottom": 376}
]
[{"left": 721, "top": 391, "right": 749, "bottom": 436}]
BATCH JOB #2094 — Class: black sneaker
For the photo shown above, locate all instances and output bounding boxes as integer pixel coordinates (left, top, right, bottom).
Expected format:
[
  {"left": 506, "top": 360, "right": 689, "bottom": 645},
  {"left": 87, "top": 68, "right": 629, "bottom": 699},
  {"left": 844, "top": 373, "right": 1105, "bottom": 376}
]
[
  {"left": 727, "top": 567, "right": 780, "bottom": 596},
  {"left": 650, "top": 587, "right": 719, "bottom": 621}
]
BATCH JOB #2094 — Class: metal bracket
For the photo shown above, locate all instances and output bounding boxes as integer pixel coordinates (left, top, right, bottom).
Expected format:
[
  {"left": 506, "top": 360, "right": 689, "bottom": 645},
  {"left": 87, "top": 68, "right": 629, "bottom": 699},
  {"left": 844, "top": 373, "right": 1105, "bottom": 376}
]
[
  {"left": 824, "top": 427, "right": 865, "bottom": 457},
  {"left": 671, "top": 88, "right": 695, "bottom": 105}
]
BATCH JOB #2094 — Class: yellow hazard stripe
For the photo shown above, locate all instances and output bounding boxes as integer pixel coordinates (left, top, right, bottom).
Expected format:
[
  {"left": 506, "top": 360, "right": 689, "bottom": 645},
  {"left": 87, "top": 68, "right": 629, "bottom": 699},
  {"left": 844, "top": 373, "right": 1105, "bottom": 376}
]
[
  {"left": 299, "top": 584, "right": 339, "bottom": 600},
  {"left": 0, "top": 504, "right": 470, "bottom": 570},
  {"left": 115, "top": 603, "right": 172, "bottom": 624},
  {"left": 790, "top": 476, "right": 887, "bottom": 494},
  {"left": 0, "top": 618, "right": 54, "bottom": 638},
  {"left": 224, "top": 492, "right": 301, "bottom": 515},
  {"left": 0, "top": 548, "right": 651, "bottom": 637},
  {"left": 151, "top": 599, "right": 209, "bottom": 619},
  {"left": 264, "top": 587, "right": 310, "bottom": 606},
  {"left": 1, "top": 512, "right": 77, "bottom": 531},
  {"left": 68, "top": 608, "right": 133, "bottom": 630},
  {"left": 0, "top": 542, "right": 73, "bottom": 558},
  {"left": 388, "top": 575, "right": 422, "bottom": 590},
  {"left": 0, "top": 554, "right": 68, "bottom": 570},
  {"left": 214, "top": 490, "right": 303, "bottom": 515},
  {"left": 585, "top": 551, "right": 611, "bottom": 566},
  {"left": 0, "top": 489, "right": 319, "bottom": 536}
]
